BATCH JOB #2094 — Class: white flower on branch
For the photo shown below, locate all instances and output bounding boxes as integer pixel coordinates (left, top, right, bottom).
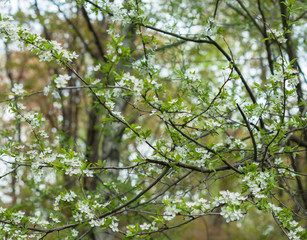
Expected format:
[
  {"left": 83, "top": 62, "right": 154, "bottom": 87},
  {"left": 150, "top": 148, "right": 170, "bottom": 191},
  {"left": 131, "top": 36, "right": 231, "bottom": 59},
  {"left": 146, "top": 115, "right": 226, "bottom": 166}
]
[
  {"left": 11, "top": 83, "right": 25, "bottom": 95},
  {"left": 163, "top": 204, "right": 180, "bottom": 220},
  {"left": 220, "top": 206, "right": 245, "bottom": 223},
  {"left": 54, "top": 74, "right": 71, "bottom": 88}
]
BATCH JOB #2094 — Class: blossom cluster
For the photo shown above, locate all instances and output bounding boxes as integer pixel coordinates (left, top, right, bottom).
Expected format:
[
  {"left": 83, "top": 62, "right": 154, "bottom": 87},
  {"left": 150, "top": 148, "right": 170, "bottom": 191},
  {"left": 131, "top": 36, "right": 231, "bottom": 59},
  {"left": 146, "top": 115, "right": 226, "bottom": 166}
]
[
  {"left": 267, "top": 29, "right": 287, "bottom": 44},
  {"left": 126, "top": 221, "right": 158, "bottom": 236},
  {"left": 54, "top": 191, "right": 77, "bottom": 210},
  {"left": 0, "top": 207, "right": 60, "bottom": 239},
  {"left": 268, "top": 203, "right": 306, "bottom": 240},
  {"left": 161, "top": 191, "right": 247, "bottom": 224},
  {"left": 104, "top": 0, "right": 149, "bottom": 24},
  {"left": 0, "top": 16, "right": 78, "bottom": 63},
  {"left": 220, "top": 206, "right": 245, "bottom": 223},
  {"left": 242, "top": 171, "right": 271, "bottom": 199},
  {"left": 54, "top": 74, "right": 71, "bottom": 88}
]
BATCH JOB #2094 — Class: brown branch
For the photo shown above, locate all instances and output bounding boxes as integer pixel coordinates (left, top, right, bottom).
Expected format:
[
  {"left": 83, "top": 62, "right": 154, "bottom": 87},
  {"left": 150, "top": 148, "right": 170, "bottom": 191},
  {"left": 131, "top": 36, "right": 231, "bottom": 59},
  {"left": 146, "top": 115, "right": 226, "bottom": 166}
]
[
  {"left": 146, "top": 158, "right": 243, "bottom": 174},
  {"left": 289, "top": 135, "right": 307, "bottom": 148},
  {"left": 80, "top": 5, "right": 107, "bottom": 62},
  {"left": 236, "top": 0, "right": 264, "bottom": 35},
  {"left": 257, "top": 0, "right": 274, "bottom": 74},
  {"left": 49, "top": 0, "right": 98, "bottom": 60},
  {"left": 98, "top": 166, "right": 170, "bottom": 218},
  {"left": 279, "top": 0, "right": 304, "bottom": 113},
  {"left": 237, "top": 104, "right": 258, "bottom": 162},
  {"left": 168, "top": 119, "right": 243, "bottom": 174}
]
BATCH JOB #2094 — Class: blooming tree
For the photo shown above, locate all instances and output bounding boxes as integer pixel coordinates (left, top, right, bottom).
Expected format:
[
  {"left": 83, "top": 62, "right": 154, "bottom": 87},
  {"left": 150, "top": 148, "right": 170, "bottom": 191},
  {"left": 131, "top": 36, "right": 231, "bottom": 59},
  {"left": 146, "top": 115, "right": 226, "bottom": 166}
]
[{"left": 0, "top": 0, "right": 306, "bottom": 239}]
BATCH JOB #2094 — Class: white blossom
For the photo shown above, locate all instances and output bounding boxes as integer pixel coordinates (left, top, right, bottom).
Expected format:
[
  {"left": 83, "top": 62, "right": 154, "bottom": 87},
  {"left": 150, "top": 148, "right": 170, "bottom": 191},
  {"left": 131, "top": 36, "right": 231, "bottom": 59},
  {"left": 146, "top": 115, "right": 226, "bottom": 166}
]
[
  {"left": 71, "top": 229, "right": 78, "bottom": 237},
  {"left": 54, "top": 74, "right": 71, "bottom": 88},
  {"left": 12, "top": 83, "right": 25, "bottom": 95},
  {"left": 140, "top": 222, "right": 151, "bottom": 230},
  {"left": 220, "top": 206, "right": 245, "bottom": 223},
  {"left": 110, "top": 218, "right": 119, "bottom": 232},
  {"left": 163, "top": 204, "right": 180, "bottom": 220}
]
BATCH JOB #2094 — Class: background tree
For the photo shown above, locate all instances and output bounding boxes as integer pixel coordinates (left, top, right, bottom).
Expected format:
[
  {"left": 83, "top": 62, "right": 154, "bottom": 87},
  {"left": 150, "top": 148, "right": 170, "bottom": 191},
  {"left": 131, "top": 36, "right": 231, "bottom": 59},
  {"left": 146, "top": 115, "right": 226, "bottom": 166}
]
[{"left": 0, "top": 0, "right": 306, "bottom": 239}]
